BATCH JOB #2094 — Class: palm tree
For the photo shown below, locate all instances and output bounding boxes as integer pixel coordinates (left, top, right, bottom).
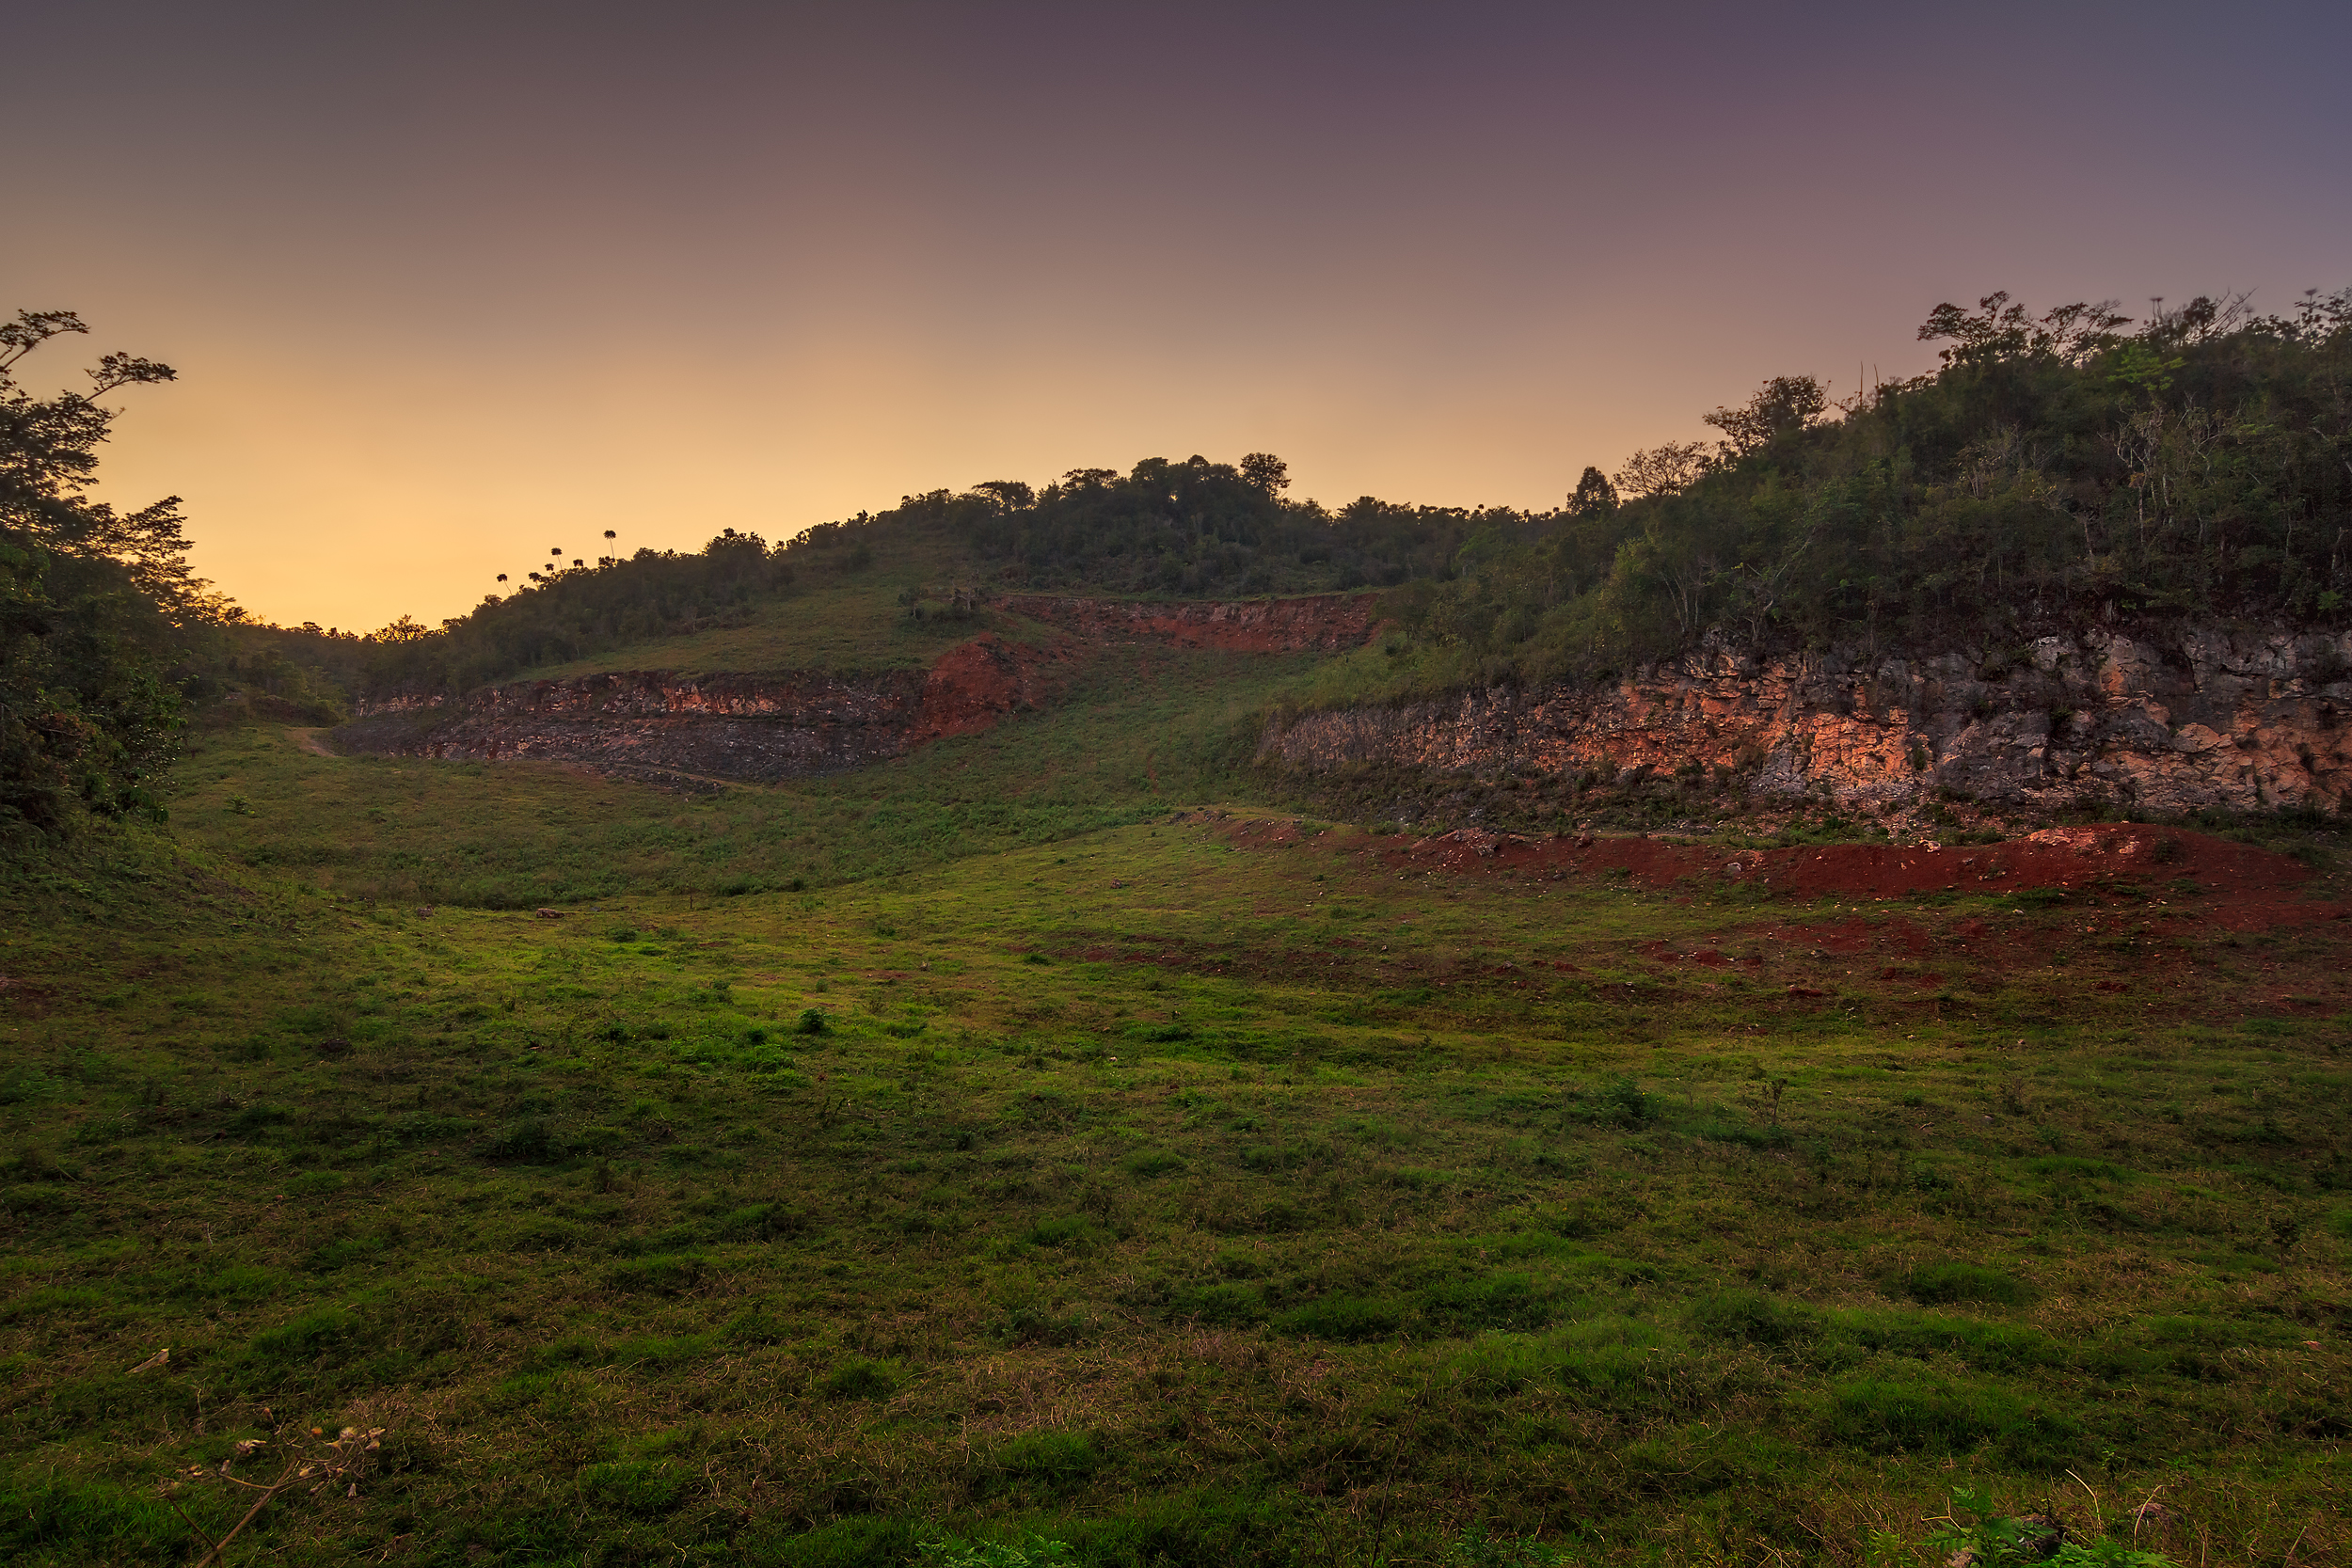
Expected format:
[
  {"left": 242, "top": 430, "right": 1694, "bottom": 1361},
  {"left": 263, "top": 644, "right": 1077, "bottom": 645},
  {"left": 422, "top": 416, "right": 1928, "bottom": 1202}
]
[{"left": 602, "top": 529, "right": 618, "bottom": 566}]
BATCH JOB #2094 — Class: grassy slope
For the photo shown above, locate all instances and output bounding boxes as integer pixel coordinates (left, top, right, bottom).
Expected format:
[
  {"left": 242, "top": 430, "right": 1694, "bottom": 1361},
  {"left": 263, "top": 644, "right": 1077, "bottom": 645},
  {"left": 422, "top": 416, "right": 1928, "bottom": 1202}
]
[
  {"left": 189, "top": 641, "right": 1324, "bottom": 906},
  {"left": 518, "top": 541, "right": 1036, "bottom": 681},
  {"left": 2, "top": 795, "right": 2348, "bottom": 1566}
]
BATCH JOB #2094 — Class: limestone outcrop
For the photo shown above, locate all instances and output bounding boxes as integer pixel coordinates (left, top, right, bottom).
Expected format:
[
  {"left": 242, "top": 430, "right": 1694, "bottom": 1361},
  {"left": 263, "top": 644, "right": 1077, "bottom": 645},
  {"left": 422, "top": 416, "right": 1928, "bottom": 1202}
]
[
  {"left": 1258, "top": 626, "right": 2352, "bottom": 814},
  {"left": 330, "top": 633, "right": 1075, "bottom": 783}
]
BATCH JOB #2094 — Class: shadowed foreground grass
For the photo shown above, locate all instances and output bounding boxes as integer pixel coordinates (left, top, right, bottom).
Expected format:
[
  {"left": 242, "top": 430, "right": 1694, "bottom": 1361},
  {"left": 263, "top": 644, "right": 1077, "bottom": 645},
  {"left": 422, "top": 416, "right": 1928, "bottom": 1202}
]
[{"left": 2, "top": 779, "right": 2347, "bottom": 1565}]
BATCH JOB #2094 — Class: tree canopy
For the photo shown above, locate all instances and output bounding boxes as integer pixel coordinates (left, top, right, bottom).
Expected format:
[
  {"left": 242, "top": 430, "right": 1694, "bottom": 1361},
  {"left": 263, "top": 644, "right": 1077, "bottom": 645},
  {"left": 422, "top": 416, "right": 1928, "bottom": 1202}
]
[
  {"left": 0, "top": 311, "right": 225, "bottom": 837},
  {"left": 1376, "top": 287, "right": 2352, "bottom": 691}
]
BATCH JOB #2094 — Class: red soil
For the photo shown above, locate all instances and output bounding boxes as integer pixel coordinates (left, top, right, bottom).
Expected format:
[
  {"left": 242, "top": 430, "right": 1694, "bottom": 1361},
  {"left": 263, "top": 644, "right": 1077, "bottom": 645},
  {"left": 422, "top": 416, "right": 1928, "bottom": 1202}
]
[
  {"left": 912, "top": 633, "right": 1082, "bottom": 741},
  {"left": 1217, "top": 816, "right": 2346, "bottom": 932}
]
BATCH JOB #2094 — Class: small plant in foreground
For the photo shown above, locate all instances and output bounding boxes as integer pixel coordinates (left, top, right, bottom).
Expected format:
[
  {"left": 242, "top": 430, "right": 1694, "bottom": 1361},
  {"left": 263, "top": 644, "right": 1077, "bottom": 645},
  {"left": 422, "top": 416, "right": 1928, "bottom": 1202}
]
[
  {"left": 1445, "top": 1521, "right": 1568, "bottom": 1568},
  {"left": 917, "top": 1534, "right": 1074, "bottom": 1568},
  {"left": 1919, "top": 1488, "right": 2176, "bottom": 1568}
]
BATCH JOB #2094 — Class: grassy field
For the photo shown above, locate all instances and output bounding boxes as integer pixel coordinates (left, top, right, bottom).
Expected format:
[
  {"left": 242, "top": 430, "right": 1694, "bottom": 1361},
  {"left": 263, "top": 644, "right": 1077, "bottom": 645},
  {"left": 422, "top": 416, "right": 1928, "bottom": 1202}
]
[
  {"left": 522, "top": 542, "right": 1037, "bottom": 681},
  {"left": 2, "top": 760, "right": 2347, "bottom": 1565},
  {"left": 177, "top": 639, "right": 1328, "bottom": 908}
]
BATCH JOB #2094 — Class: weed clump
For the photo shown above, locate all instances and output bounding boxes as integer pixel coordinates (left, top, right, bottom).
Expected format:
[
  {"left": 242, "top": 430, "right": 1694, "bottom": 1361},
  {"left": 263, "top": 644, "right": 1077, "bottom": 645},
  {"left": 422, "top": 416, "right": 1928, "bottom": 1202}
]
[
  {"left": 1689, "top": 1287, "right": 1818, "bottom": 1347},
  {"left": 822, "top": 1355, "right": 901, "bottom": 1400},
  {"left": 1904, "top": 1261, "right": 2029, "bottom": 1307}
]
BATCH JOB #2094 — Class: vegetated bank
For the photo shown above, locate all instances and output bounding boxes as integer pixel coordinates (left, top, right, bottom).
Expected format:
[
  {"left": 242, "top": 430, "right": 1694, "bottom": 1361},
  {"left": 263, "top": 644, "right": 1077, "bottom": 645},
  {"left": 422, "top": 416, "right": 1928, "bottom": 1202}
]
[
  {"left": 325, "top": 595, "right": 1384, "bottom": 785},
  {"left": 1261, "top": 288, "right": 2352, "bottom": 829},
  {"left": 1260, "top": 623, "right": 2352, "bottom": 829}
]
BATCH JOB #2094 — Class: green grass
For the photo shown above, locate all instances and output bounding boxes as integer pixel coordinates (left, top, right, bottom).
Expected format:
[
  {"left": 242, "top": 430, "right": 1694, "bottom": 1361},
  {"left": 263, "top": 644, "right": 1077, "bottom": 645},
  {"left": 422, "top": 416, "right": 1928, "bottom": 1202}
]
[
  {"left": 2, "top": 775, "right": 2348, "bottom": 1564},
  {"left": 520, "top": 535, "right": 1041, "bottom": 679},
  {"left": 172, "top": 640, "right": 1325, "bottom": 906}
]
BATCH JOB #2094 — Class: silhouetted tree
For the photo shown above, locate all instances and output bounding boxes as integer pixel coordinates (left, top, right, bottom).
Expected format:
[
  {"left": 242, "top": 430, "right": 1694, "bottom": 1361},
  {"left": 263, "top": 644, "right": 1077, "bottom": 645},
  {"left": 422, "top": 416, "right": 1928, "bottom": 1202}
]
[
  {"left": 1, "top": 309, "right": 209, "bottom": 834},
  {"left": 1240, "top": 452, "right": 1291, "bottom": 495},
  {"left": 1566, "top": 467, "right": 1618, "bottom": 515}
]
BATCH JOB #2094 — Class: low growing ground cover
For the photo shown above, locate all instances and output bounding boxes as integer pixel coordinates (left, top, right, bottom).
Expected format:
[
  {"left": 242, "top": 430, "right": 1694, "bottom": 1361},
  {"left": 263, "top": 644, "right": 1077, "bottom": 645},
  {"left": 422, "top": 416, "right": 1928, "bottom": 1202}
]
[
  {"left": 173, "top": 640, "right": 1322, "bottom": 907},
  {"left": 2, "top": 770, "right": 2346, "bottom": 1565}
]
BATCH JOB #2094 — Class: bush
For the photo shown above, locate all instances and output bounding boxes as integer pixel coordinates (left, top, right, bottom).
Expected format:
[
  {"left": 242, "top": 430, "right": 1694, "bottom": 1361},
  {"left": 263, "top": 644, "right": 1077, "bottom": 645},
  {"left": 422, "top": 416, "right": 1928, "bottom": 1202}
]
[
  {"left": 1585, "top": 1076, "right": 1652, "bottom": 1128},
  {"left": 1922, "top": 1487, "right": 2176, "bottom": 1567}
]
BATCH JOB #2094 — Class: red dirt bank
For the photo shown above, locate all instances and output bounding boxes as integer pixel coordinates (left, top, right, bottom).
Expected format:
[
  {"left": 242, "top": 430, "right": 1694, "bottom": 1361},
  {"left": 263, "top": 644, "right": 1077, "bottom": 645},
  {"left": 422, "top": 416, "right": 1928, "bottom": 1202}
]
[{"left": 1214, "top": 816, "right": 2344, "bottom": 931}]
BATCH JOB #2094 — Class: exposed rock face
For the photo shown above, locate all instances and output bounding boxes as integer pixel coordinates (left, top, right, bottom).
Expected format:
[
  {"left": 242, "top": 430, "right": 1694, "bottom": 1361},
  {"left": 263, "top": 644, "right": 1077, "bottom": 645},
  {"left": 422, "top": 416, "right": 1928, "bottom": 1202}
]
[
  {"left": 331, "top": 634, "right": 1075, "bottom": 783},
  {"left": 1259, "top": 626, "right": 2352, "bottom": 814},
  {"left": 996, "top": 593, "right": 1382, "bottom": 651}
]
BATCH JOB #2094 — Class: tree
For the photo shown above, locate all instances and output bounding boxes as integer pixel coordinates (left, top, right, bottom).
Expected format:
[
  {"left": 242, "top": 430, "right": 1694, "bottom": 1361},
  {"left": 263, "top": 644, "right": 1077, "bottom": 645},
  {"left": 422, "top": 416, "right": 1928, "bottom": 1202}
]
[
  {"left": 1, "top": 309, "right": 206, "bottom": 837},
  {"left": 1702, "top": 374, "right": 1829, "bottom": 458},
  {"left": 1239, "top": 452, "right": 1291, "bottom": 496},
  {"left": 1612, "top": 441, "right": 1713, "bottom": 499},
  {"left": 1565, "top": 466, "right": 1618, "bottom": 515},
  {"left": 1916, "top": 292, "right": 2131, "bottom": 368},
  {"left": 971, "top": 481, "right": 1035, "bottom": 511}
]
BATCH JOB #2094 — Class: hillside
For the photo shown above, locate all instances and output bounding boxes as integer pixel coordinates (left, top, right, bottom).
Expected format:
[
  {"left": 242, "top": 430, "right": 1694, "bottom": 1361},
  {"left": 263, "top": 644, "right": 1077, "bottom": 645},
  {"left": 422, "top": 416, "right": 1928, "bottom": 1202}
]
[{"left": 8, "top": 293, "right": 2352, "bottom": 1568}]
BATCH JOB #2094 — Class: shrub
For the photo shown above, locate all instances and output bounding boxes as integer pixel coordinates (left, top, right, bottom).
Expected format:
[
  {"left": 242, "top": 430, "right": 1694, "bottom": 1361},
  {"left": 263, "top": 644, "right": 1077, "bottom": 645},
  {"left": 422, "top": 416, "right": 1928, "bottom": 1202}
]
[
  {"left": 795, "top": 1008, "right": 830, "bottom": 1035},
  {"left": 1922, "top": 1487, "right": 2176, "bottom": 1567},
  {"left": 1586, "top": 1076, "right": 1652, "bottom": 1128}
]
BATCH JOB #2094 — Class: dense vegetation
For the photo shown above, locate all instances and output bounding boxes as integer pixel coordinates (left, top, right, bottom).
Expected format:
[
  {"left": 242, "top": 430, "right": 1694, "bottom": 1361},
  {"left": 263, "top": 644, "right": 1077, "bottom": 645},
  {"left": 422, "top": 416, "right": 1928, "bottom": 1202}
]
[
  {"left": 307, "top": 286, "right": 2352, "bottom": 705},
  {"left": 1380, "top": 290, "right": 2352, "bottom": 691},
  {"left": 860, "top": 456, "right": 1502, "bottom": 597},
  {"left": 0, "top": 312, "right": 221, "bottom": 838},
  {"left": 298, "top": 530, "right": 800, "bottom": 699},
  {"left": 283, "top": 459, "right": 1512, "bottom": 698},
  {"left": 15, "top": 285, "right": 2352, "bottom": 832}
]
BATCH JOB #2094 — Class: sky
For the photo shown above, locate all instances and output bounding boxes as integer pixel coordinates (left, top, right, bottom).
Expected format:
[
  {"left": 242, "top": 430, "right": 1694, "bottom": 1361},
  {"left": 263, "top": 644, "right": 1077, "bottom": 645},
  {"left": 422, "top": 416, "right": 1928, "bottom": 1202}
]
[{"left": 8, "top": 0, "right": 2351, "bottom": 631}]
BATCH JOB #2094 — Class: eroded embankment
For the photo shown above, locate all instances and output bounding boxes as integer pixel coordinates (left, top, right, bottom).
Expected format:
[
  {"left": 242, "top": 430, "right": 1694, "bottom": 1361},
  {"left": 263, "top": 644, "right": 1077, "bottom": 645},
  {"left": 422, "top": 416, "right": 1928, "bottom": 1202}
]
[
  {"left": 330, "top": 633, "right": 1076, "bottom": 782},
  {"left": 329, "top": 593, "right": 1388, "bottom": 783},
  {"left": 1208, "top": 814, "right": 2344, "bottom": 930},
  {"left": 1260, "top": 627, "right": 2352, "bottom": 815}
]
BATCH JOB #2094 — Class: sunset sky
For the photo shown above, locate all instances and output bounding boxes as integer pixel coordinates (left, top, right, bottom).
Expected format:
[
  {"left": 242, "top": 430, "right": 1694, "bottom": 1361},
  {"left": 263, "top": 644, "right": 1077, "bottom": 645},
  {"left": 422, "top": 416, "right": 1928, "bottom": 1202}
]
[{"left": 9, "top": 1, "right": 2350, "bottom": 632}]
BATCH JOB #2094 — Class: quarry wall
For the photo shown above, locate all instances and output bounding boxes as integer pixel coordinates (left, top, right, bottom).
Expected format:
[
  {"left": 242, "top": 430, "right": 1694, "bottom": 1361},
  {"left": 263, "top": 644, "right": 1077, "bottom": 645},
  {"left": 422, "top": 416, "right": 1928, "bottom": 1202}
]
[
  {"left": 1258, "top": 626, "right": 2352, "bottom": 815},
  {"left": 330, "top": 594, "right": 1383, "bottom": 782},
  {"left": 331, "top": 633, "right": 1074, "bottom": 782}
]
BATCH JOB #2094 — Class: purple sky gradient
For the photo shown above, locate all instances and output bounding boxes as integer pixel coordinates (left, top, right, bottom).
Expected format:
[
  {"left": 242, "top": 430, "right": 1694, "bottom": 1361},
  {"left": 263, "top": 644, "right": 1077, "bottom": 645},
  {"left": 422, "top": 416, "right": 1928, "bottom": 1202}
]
[{"left": 9, "top": 1, "right": 2349, "bottom": 628}]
